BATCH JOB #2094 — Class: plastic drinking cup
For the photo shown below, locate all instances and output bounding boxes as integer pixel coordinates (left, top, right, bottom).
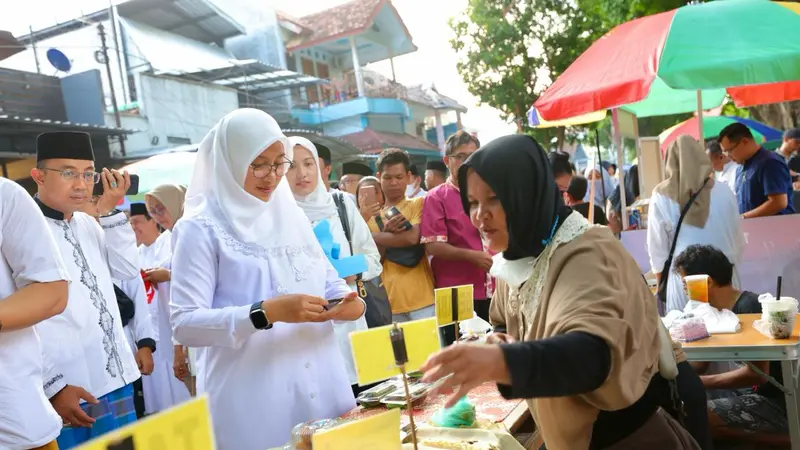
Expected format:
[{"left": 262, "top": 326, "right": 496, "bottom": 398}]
[{"left": 683, "top": 275, "right": 709, "bottom": 303}]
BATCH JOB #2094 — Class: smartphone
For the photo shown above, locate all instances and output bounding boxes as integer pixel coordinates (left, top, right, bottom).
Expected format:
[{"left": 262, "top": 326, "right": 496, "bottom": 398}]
[
  {"left": 360, "top": 185, "right": 377, "bottom": 208},
  {"left": 324, "top": 298, "right": 344, "bottom": 310},
  {"left": 93, "top": 174, "right": 140, "bottom": 197},
  {"left": 385, "top": 206, "right": 412, "bottom": 231}
]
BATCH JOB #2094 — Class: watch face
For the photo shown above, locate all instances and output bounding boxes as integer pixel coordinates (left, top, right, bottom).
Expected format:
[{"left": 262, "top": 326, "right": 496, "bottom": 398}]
[{"left": 250, "top": 305, "right": 269, "bottom": 329}]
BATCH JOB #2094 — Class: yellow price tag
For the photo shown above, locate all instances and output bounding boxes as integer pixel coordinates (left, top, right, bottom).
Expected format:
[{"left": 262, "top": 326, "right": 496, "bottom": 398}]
[
  {"left": 76, "top": 396, "right": 214, "bottom": 450},
  {"left": 312, "top": 409, "right": 401, "bottom": 450},
  {"left": 350, "top": 317, "right": 440, "bottom": 386},
  {"left": 435, "top": 285, "right": 474, "bottom": 326}
]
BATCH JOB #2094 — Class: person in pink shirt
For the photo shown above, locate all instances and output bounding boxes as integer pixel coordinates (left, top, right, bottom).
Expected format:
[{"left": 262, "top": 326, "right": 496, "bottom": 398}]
[{"left": 421, "top": 131, "right": 493, "bottom": 336}]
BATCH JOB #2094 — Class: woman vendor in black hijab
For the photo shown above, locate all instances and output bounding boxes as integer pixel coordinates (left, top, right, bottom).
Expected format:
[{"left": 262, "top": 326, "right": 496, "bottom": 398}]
[{"left": 421, "top": 135, "right": 703, "bottom": 450}]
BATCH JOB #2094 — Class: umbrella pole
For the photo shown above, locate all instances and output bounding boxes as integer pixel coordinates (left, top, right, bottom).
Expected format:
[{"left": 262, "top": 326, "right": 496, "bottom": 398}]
[
  {"left": 696, "top": 90, "right": 705, "bottom": 147},
  {"left": 612, "top": 109, "right": 628, "bottom": 230},
  {"left": 595, "top": 130, "right": 607, "bottom": 212}
]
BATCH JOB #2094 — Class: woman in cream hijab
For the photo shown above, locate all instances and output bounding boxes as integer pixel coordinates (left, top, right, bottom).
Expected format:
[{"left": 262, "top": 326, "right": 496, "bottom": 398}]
[
  {"left": 647, "top": 135, "right": 744, "bottom": 312},
  {"left": 138, "top": 184, "right": 193, "bottom": 411},
  {"left": 421, "top": 135, "right": 700, "bottom": 450},
  {"left": 169, "top": 109, "right": 364, "bottom": 450}
]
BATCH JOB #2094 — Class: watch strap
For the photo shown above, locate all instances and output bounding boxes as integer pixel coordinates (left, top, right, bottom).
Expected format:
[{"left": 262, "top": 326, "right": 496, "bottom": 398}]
[{"left": 249, "top": 302, "right": 272, "bottom": 330}]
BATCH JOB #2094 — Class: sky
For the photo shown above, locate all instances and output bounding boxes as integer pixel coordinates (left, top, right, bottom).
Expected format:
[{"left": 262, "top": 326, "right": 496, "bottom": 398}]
[{"left": 0, "top": 0, "right": 516, "bottom": 142}]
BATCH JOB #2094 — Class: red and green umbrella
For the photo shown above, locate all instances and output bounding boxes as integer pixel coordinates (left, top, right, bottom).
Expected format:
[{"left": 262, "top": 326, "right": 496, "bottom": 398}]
[
  {"left": 658, "top": 115, "right": 782, "bottom": 153},
  {"left": 534, "top": 0, "right": 800, "bottom": 121}
]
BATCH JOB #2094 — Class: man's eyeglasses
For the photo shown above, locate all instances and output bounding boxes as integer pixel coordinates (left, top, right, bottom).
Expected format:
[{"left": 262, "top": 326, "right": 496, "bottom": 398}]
[
  {"left": 721, "top": 140, "right": 742, "bottom": 154},
  {"left": 250, "top": 158, "right": 293, "bottom": 179},
  {"left": 447, "top": 153, "right": 471, "bottom": 162},
  {"left": 41, "top": 168, "right": 100, "bottom": 184}
]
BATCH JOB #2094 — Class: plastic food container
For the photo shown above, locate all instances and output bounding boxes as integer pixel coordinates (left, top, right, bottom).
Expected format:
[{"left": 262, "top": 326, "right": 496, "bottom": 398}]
[
  {"left": 356, "top": 379, "right": 401, "bottom": 407},
  {"left": 289, "top": 419, "right": 345, "bottom": 450},
  {"left": 669, "top": 317, "right": 710, "bottom": 342},
  {"left": 757, "top": 295, "right": 798, "bottom": 339}
]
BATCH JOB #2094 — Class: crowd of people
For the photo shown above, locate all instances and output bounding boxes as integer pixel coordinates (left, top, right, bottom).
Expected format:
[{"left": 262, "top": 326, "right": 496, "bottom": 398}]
[{"left": 1, "top": 107, "right": 798, "bottom": 450}]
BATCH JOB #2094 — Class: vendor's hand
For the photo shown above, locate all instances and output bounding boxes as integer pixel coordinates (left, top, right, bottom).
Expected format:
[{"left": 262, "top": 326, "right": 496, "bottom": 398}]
[
  {"left": 136, "top": 347, "right": 154, "bottom": 375},
  {"left": 344, "top": 275, "right": 358, "bottom": 285},
  {"left": 143, "top": 267, "right": 170, "bottom": 284},
  {"left": 173, "top": 345, "right": 189, "bottom": 381},
  {"left": 470, "top": 251, "right": 494, "bottom": 272},
  {"left": 96, "top": 169, "right": 131, "bottom": 215},
  {"left": 51, "top": 385, "right": 98, "bottom": 428},
  {"left": 421, "top": 344, "right": 510, "bottom": 408},
  {"left": 320, "top": 291, "right": 364, "bottom": 322},
  {"left": 263, "top": 294, "right": 328, "bottom": 324},
  {"left": 485, "top": 332, "right": 516, "bottom": 345},
  {"left": 360, "top": 202, "right": 381, "bottom": 222},
  {"left": 383, "top": 214, "right": 408, "bottom": 233}
]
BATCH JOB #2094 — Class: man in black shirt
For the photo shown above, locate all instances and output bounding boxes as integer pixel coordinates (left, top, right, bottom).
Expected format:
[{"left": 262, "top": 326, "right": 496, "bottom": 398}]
[
  {"left": 675, "top": 245, "right": 787, "bottom": 443},
  {"left": 564, "top": 175, "right": 608, "bottom": 225}
]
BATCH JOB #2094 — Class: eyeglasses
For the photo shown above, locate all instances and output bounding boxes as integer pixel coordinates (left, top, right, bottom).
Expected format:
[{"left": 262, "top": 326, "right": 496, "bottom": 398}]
[
  {"left": 447, "top": 153, "right": 471, "bottom": 162},
  {"left": 721, "top": 140, "right": 742, "bottom": 154},
  {"left": 147, "top": 205, "right": 166, "bottom": 217},
  {"left": 250, "top": 158, "right": 293, "bottom": 179},
  {"left": 41, "top": 168, "right": 100, "bottom": 184}
]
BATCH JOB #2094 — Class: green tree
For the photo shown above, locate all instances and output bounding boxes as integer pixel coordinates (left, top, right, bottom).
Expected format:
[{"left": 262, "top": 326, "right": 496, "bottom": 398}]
[{"left": 449, "top": 0, "right": 602, "bottom": 148}]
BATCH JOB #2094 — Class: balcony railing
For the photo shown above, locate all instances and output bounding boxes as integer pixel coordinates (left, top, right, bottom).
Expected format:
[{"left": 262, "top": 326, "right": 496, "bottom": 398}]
[{"left": 293, "top": 68, "right": 409, "bottom": 110}]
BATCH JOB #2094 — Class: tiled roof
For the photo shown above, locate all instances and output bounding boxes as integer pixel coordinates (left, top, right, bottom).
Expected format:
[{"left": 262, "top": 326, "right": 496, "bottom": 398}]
[
  {"left": 339, "top": 128, "right": 439, "bottom": 154},
  {"left": 285, "top": 0, "right": 386, "bottom": 50}
]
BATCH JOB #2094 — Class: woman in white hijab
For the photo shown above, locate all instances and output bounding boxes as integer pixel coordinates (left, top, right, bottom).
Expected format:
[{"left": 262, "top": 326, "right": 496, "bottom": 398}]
[
  {"left": 169, "top": 109, "right": 364, "bottom": 450},
  {"left": 584, "top": 163, "right": 616, "bottom": 208},
  {"left": 287, "top": 136, "right": 382, "bottom": 393}
]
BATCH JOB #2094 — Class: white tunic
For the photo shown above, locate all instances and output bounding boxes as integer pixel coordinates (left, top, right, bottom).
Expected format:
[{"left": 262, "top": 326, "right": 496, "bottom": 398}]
[
  {"left": 35, "top": 201, "right": 142, "bottom": 400},
  {"left": 0, "top": 180, "right": 66, "bottom": 450},
  {"left": 138, "top": 231, "right": 191, "bottom": 413},
  {"left": 315, "top": 193, "right": 381, "bottom": 385},
  {"left": 170, "top": 213, "right": 356, "bottom": 450},
  {"left": 647, "top": 182, "right": 746, "bottom": 312}
]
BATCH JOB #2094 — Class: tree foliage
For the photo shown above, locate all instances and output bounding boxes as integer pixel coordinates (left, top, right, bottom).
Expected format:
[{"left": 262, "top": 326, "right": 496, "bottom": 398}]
[{"left": 449, "top": 0, "right": 601, "bottom": 144}]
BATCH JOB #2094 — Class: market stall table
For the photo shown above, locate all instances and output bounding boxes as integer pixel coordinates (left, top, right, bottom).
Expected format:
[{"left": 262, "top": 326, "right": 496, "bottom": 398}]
[
  {"left": 342, "top": 382, "right": 540, "bottom": 448},
  {"left": 682, "top": 314, "right": 800, "bottom": 449}
]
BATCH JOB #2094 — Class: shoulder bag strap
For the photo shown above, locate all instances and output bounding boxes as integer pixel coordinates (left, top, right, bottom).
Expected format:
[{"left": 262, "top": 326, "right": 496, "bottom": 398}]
[{"left": 658, "top": 178, "right": 710, "bottom": 300}]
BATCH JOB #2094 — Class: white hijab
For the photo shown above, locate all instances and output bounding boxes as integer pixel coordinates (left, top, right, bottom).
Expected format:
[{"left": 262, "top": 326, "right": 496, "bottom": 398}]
[
  {"left": 289, "top": 136, "right": 338, "bottom": 222},
  {"left": 583, "top": 164, "right": 615, "bottom": 206},
  {"left": 183, "top": 108, "right": 314, "bottom": 248}
]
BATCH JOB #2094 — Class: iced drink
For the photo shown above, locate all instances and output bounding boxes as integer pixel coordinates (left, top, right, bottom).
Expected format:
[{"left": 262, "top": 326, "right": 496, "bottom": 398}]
[{"left": 683, "top": 274, "right": 709, "bottom": 303}]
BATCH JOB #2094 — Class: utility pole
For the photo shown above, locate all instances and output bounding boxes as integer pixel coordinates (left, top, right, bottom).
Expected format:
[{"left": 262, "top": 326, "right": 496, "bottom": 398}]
[
  {"left": 97, "top": 22, "right": 126, "bottom": 156},
  {"left": 29, "top": 26, "right": 40, "bottom": 74}
]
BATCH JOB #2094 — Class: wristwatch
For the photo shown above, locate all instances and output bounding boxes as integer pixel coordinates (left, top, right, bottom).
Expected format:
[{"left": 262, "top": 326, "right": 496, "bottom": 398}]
[{"left": 249, "top": 302, "right": 272, "bottom": 330}]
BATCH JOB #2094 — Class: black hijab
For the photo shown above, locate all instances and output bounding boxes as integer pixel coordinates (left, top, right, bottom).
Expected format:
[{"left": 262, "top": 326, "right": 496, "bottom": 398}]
[{"left": 457, "top": 134, "right": 572, "bottom": 261}]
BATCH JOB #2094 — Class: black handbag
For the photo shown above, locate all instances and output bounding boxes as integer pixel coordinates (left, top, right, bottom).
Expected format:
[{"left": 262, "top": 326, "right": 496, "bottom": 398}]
[
  {"left": 656, "top": 178, "right": 710, "bottom": 315},
  {"left": 373, "top": 216, "right": 426, "bottom": 268},
  {"left": 333, "top": 193, "right": 393, "bottom": 328},
  {"left": 114, "top": 284, "right": 136, "bottom": 327}
]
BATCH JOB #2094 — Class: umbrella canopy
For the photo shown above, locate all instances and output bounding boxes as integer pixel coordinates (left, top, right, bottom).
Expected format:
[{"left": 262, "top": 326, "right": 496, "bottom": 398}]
[
  {"left": 658, "top": 115, "right": 781, "bottom": 153},
  {"left": 528, "top": 106, "right": 606, "bottom": 128},
  {"left": 535, "top": 0, "right": 800, "bottom": 121},
  {"left": 121, "top": 151, "right": 196, "bottom": 200}
]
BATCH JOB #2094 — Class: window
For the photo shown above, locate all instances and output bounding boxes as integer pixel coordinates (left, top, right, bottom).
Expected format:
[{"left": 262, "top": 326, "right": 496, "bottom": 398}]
[{"left": 166, "top": 136, "right": 190, "bottom": 145}]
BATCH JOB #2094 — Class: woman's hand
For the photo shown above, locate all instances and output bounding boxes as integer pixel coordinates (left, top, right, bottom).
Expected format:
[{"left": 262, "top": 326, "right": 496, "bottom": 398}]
[
  {"left": 173, "top": 345, "right": 189, "bottom": 381},
  {"left": 421, "top": 343, "right": 511, "bottom": 408},
  {"left": 344, "top": 275, "right": 358, "bottom": 285},
  {"left": 143, "top": 267, "right": 171, "bottom": 284},
  {"left": 360, "top": 202, "right": 381, "bottom": 222},
  {"left": 262, "top": 294, "right": 328, "bottom": 323},
  {"left": 321, "top": 291, "right": 364, "bottom": 321}
]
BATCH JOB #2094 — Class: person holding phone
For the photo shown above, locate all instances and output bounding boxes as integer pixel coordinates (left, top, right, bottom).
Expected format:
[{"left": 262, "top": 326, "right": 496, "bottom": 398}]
[
  {"left": 29, "top": 131, "right": 143, "bottom": 448},
  {"left": 169, "top": 109, "right": 363, "bottom": 450},
  {"left": 368, "top": 148, "right": 435, "bottom": 322},
  {"left": 356, "top": 177, "right": 384, "bottom": 223}
]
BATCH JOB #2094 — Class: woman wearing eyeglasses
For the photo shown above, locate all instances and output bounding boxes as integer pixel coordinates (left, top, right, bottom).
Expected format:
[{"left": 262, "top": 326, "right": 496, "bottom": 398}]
[
  {"left": 169, "top": 109, "right": 363, "bottom": 450},
  {"left": 136, "top": 185, "right": 193, "bottom": 412}
]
